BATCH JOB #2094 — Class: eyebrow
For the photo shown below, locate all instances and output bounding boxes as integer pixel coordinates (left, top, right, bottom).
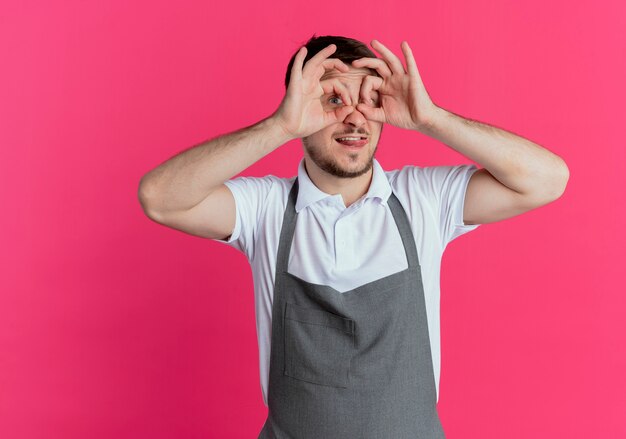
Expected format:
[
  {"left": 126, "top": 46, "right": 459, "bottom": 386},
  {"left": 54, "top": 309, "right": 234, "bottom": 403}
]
[
  {"left": 322, "top": 87, "right": 379, "bottom": 98},
  {"left": 324, "top": 78, "right": 376, "bottom": 95},
  {"left": 322, "top": 86, "right": 348, "bottom": 96}
]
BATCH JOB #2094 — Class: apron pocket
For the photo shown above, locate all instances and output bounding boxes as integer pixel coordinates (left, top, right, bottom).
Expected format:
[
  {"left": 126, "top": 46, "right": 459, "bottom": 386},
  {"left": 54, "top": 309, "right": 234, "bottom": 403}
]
[{"left": 283, "top": 302, "right": 355, "bottom": 388}]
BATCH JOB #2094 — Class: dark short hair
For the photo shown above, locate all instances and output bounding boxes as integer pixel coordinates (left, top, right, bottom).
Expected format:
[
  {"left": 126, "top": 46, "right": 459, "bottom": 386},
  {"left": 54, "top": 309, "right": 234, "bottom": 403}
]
[{"left": 284, "top": 34, "right": 380, "bottom": 90}]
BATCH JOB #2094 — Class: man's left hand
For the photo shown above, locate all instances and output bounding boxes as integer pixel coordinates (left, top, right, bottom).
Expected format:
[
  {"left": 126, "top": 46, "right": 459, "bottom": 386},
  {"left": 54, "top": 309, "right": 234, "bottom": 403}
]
[{"left": 352, "top": 40, "right": 438, "bottom": 132}]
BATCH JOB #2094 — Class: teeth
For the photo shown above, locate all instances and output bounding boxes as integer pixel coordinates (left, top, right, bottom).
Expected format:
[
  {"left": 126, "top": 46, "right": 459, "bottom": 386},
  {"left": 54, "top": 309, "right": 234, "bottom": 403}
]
[{"left": 337, "top": 137, "right": 364, "bottom": 141}]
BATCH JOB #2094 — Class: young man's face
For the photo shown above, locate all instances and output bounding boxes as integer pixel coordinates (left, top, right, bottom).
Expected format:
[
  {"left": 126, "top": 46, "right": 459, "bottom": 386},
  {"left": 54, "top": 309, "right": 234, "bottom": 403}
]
[{"left": 302, "top": 66, "right": 383, "bottom": 179}]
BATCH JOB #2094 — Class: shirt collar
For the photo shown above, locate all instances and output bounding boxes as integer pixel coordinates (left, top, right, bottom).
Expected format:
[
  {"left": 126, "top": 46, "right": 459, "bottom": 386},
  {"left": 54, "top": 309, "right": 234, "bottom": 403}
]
[{"left": 295, "top": 157, "right": 393, "bottom": 213}]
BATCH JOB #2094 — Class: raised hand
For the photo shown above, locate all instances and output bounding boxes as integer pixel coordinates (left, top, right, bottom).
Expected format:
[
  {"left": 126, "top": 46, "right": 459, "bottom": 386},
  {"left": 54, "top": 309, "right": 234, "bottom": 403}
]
[
  {"left": 271, "top": 44, "right": 357, "bottom": 140},
  {"left": 352, "top": 40, "right": 438, "bottom": 132}
]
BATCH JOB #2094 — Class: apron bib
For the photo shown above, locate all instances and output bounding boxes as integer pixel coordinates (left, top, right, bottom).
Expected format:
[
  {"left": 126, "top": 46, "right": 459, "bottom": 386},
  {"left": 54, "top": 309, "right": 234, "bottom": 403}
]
[{"left": 258, "top": 177, "right": 445, "bottom": 439}]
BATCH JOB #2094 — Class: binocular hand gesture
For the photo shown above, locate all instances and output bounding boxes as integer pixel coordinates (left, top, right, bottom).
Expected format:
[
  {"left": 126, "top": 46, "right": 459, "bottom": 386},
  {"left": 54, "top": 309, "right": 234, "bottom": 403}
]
[
  {"left": 350, "top": 40, "right": 438, "bottom": 132},
  {"left": 272, "top": 44, "right": 356, "bottom": 140}
]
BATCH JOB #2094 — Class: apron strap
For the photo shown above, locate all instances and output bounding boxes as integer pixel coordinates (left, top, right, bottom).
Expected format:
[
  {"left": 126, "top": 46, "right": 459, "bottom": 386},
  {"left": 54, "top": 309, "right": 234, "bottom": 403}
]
[{"left": 386, "top": 189, "right": 421, "bottom": 269}]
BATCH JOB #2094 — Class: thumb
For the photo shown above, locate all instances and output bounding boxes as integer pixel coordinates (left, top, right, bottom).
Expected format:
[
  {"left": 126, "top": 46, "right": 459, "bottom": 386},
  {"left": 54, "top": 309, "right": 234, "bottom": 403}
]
[{"left": 326, "top": 105, "right": 355, "bottom": 124}]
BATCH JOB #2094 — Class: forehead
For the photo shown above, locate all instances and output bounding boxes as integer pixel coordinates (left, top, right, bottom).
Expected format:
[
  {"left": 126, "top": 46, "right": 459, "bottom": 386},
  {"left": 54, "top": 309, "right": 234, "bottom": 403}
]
[{"left": 320, "top": 66, "right": 377, "bottom": 88}]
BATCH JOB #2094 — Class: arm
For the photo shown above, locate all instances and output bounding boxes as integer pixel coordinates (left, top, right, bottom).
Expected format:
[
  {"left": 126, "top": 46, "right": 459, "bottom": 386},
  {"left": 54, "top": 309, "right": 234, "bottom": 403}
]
[
  {"left": 137, "top": 43, "right": 356, "bottom": 240},
  {"left": 419, "top": 106, "right": 570, "bottom": 225},
  {"left": 351, "top": 39, "right": 569, "bottom": 226},
  {"left": 138, "top": 116, "right": 291, "bottom": 239}
]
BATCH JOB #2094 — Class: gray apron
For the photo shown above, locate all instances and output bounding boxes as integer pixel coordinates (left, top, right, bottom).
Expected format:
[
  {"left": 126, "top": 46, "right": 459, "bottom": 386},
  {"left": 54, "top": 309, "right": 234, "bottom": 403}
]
[{"left": 258, "top": 177, "right": 445, "bottom": 439}]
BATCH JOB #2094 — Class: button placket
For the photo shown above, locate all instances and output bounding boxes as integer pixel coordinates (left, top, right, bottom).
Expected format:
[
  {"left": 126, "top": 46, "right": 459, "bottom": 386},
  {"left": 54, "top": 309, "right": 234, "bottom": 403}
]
[{"left": 335, "top": 214, "right": 356, "bottom": 271}]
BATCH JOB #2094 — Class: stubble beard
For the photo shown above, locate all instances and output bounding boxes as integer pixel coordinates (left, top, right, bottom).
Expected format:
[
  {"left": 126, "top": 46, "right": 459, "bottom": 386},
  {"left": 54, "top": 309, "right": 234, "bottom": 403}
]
[{"left": 303, "top": 138, "right": 378, "bottom": 179}]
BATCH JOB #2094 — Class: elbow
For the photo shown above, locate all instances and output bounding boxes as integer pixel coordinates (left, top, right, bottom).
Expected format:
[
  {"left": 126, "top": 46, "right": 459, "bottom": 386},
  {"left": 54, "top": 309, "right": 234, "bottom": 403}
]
[
  {"left": 137, "top": 178, "right": 159, "bottom": 219},
  {"left": 526, "top": 159, "right": 570, "bottom": 204},
  {"left": 552, "top": 160, "right": 570, "bottom": 199},
  {"left": 542, "top": 160, "right": 570, "bottom": 202}
]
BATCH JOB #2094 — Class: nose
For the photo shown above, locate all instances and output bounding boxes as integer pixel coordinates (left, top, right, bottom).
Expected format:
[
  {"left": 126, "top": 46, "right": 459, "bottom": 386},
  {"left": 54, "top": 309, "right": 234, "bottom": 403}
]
[{"left": 342, "top": 104, "right": 368, "bottom": 127}]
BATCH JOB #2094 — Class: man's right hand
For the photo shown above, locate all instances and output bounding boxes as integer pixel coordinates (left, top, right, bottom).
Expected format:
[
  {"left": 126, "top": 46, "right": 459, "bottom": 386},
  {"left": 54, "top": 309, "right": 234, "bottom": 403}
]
[
  {"left": 271, "top": 44, "right": 355, "bottom": 140},
  {"left": 138, "top": 44, "right": 357, "bottom": 242}
]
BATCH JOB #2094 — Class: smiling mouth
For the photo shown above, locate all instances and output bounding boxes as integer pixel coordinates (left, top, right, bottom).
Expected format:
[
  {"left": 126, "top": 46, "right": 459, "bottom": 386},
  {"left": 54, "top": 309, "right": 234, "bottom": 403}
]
[{"left": 334, "top": 137, "right": 368, "bottom": 147}]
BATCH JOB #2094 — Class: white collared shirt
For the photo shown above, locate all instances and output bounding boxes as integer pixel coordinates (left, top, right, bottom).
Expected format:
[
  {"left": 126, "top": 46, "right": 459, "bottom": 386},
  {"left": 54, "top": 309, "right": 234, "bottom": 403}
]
[{"left": 215, "top": 158, "right": 481, "bottom": 406}]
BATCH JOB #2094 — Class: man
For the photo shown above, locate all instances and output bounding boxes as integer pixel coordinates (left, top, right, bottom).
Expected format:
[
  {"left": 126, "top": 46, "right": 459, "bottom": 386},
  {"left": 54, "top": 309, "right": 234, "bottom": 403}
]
[{"left": 138, "top": 35, "right": 569, "bottom": 438}]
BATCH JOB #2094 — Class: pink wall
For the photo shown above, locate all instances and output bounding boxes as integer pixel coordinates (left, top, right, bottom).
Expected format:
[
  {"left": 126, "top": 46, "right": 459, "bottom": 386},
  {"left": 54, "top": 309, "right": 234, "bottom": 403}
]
[{"left": 1, "top": 0, "right": 624, "bottom": 437}]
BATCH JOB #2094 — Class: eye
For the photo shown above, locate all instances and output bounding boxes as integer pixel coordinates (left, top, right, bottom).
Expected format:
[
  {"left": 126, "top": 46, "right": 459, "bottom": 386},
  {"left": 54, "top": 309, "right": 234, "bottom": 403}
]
[{"left": 328, "top": 95, "right": 344, "bottom": 105}]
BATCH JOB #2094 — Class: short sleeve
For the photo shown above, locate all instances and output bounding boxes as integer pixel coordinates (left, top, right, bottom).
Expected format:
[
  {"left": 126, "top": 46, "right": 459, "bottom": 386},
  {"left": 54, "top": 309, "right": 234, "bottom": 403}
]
[
  {"left": 418, "top": 164, "right": 481, "bottom": 249},
  {"left": 211, "top": 175, "right": 275, "bottom": 261}
]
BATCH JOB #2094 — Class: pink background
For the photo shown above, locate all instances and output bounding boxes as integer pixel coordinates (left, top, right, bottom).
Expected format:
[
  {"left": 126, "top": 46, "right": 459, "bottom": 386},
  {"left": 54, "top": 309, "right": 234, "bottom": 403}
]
[{"left": 1, "top": 0, "right": 624, "bottom": 437}]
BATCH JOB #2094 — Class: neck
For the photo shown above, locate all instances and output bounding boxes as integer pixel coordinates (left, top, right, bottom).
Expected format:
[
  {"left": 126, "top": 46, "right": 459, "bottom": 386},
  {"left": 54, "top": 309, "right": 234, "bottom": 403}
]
[{"left": 303, "top": 158, "right": 374, "bottom": 208}]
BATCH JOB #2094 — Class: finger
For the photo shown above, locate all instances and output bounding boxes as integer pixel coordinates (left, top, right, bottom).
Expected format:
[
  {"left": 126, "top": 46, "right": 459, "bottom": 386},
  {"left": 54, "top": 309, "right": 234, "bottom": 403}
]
[
  {"left": 312, "top": 59, "right": 351, "bottom": 86},
  {"left": 320, "top": 58, "right": 350, "bottom": 74},
  {"left": 325, "top": 105, "right": 355, "bottom": 125},
  {"left": 359, "top": 75, "right": 383, "bottom": 106},
  {"left": 350, "top": 57, "right": 392, "bottom": 78},
  {"left": 401, "top": 41, "right": 420, "bottom": 81},
  {"left": 320, "top": 78, "right": 352, "bottom": 106},
  {"left": 370, "top": 39, "right": 406, "bottom": 75},
  {"left": 355, "top": 102, "right": 386, "bottom": 123},
  {"left": 289, "top": 46, "right": 307, "bottom": 85},
  {"left": 302, "top": 44, "right": 338, "bottom": 78},
  {"left": 311, "top": 59, "right": 351, "bottom": 93}
]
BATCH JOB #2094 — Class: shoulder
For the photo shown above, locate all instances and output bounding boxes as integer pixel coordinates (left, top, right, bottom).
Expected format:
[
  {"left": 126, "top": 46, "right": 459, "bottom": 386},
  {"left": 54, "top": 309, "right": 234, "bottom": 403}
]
[
  {"left": 386, "top": 163, "right": 478, "bottom": 194},
  {"left": 384, "top": 164, "right": 427, "bottom": 196},
  {"left": 224, "top": 174, "right": 294, "bottom": 200},
  {"left": 224, "top": 173, "right": 290, "bottom": 190}
]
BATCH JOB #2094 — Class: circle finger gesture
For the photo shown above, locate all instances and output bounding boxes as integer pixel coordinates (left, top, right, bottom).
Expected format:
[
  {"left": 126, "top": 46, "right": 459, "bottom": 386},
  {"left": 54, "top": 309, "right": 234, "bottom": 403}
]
[
  {"left": 351, "top": 40, "right": 438, "bottom": 132},
  {"left": 273, "top": 44, "right": 355, "bottom": 139}
]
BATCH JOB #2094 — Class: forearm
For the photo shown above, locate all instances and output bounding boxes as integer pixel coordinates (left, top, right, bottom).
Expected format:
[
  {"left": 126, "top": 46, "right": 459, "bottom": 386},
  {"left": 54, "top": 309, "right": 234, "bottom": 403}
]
[
  {"left": 419, "top": 105, "right": 569, "bottom": 198},
  {"left": 138, "top": 115, "right": 292, "bottom": 214}
]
